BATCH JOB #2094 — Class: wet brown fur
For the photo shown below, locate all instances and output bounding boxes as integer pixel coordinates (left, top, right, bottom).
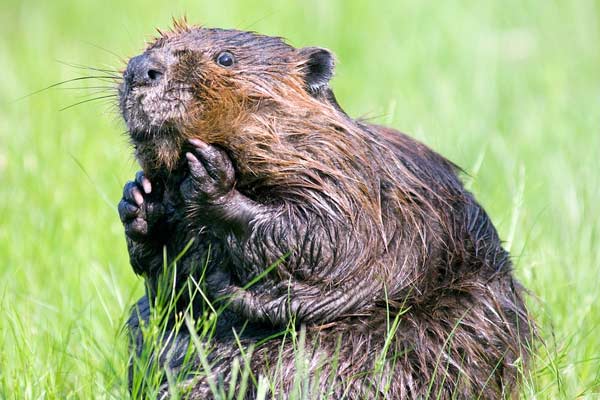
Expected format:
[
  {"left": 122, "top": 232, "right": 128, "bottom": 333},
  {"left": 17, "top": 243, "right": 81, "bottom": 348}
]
[{"left": 123, "top": 20, "right": 534, "bottom": 399}]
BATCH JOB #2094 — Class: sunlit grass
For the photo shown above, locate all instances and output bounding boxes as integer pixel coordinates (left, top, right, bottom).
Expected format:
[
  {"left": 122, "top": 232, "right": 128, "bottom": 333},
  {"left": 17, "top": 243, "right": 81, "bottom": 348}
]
[{"left": 1, "top": 0, "right": 599, "bottom": 398}]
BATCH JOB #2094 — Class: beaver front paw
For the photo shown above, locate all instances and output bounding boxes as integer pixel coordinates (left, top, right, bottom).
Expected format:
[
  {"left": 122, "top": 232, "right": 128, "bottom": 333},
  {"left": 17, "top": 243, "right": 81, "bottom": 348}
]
[
  {"left": 118, "top": 171, "right": 165, "bottom": 242},
  {"left": 180, "top": 139, "right": 236, "bottom": 208},
  {"left": 181, "top": 139, "right": 264, "bottom": 235}
]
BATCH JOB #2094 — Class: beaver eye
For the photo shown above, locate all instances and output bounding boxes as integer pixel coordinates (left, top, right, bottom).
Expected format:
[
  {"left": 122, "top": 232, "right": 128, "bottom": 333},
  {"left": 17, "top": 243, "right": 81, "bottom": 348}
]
[{"left": 216, "top": 51, "right": 235, "bottom": 67}]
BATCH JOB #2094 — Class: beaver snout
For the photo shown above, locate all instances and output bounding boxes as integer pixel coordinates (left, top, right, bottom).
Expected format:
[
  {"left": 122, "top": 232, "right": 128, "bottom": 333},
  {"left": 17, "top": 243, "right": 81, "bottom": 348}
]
[
  {"left": 119, "top": 47, "right": 192, "bottom": 149},
  {"left": 124, "top": 53, "right": 165, "bottom": 88}
]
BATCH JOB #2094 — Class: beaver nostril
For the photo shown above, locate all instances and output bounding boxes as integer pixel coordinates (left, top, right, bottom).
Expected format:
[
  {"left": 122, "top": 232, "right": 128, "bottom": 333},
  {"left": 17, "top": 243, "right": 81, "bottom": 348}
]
[
  {"left": 125, "top": 54, "right": 165, "bottom": 86},
  {"left": 147, "top": 69, "right": 163, "bottom": 81}
]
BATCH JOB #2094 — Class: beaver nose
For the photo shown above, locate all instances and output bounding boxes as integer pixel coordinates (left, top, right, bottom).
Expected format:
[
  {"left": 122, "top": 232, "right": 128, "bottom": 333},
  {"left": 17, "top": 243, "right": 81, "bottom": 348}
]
[{"left": 124, "top": 53, "right": 164, "bottom": 86}]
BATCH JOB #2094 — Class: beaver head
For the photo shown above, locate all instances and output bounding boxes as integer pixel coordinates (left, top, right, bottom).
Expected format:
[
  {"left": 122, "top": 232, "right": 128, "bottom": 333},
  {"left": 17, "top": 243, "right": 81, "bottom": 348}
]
[{"left": 119, "top": 21, "right": 340, "bottom": 180}]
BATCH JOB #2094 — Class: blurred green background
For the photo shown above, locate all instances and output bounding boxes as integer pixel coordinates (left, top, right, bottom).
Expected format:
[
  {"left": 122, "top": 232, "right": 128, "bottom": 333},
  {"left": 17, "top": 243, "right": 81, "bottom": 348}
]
[{"left": 1, "top": 0, "right": 599, "bottom": 398}]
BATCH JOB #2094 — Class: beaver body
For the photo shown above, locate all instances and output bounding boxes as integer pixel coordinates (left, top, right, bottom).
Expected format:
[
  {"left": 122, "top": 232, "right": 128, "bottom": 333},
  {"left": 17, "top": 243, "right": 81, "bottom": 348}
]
[{"left": 118, "top": 23, "right": 532, "bottom": 399}]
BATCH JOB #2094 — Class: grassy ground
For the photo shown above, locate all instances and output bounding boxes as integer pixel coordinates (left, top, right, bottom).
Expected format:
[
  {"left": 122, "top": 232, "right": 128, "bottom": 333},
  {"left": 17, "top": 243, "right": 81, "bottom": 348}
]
[{"left": 1, "top": 0, "right": 599, "bottom": 398}]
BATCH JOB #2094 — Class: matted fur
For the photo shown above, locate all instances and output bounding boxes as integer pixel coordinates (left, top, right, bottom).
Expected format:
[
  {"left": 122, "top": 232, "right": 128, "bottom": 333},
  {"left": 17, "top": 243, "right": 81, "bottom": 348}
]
[{"left": 120, "top": 20, "right": 534, "bottom": 399}]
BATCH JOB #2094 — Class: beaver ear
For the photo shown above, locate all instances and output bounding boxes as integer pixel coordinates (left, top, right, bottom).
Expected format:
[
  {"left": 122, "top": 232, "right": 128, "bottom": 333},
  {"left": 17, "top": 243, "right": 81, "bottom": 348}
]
[{"left": 299, "top": 47, "right": 335, "bottom": 93}]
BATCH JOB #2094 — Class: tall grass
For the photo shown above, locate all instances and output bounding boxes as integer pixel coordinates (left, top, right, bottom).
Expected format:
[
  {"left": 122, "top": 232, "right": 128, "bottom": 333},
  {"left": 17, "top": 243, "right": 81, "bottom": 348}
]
[{"left": 1, "top": 0, "right": 599, "bottom": 398}]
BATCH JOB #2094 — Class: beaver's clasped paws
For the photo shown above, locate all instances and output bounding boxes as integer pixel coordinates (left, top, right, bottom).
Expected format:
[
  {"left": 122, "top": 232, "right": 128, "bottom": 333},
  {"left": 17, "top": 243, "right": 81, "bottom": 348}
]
[
  {"left": 181, "top": 139, "right": 236, "bottom": 208},
  {"left": 118, "top": 171, "right": 165, "bottom": 242}
]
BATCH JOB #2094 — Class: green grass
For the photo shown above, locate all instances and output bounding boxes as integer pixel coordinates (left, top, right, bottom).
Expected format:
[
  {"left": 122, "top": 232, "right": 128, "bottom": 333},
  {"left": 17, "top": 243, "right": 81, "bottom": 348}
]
[{"left": 1, "top": 0, "right": 599, "bottom": 398}]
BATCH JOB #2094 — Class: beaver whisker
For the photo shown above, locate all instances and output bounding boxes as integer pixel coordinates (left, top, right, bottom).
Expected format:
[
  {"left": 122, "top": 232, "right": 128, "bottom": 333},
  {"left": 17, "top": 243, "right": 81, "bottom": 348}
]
[
  {"left": 56, "top": 60, "right": 122, "bottom": 76},
  {"left": 16, "top": 75, "right": 120, "bottom": 102},
  {"left": 58, "top": 86, "right": 117, "bottom": 91},
  {"left": 60, "top": 94, "right": 117, "bottom": 111}
]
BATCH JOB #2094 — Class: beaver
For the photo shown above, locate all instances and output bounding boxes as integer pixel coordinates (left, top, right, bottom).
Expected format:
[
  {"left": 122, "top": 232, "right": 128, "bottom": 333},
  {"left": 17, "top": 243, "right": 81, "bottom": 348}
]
[{"left": 117, "top": 20, "right": 533, "bottom": 399}]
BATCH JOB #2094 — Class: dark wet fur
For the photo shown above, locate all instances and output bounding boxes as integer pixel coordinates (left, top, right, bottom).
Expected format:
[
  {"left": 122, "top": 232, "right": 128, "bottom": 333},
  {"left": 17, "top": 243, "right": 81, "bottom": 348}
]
[{"left": 120, "top": 21, "right": 534, "bottom": 399}]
